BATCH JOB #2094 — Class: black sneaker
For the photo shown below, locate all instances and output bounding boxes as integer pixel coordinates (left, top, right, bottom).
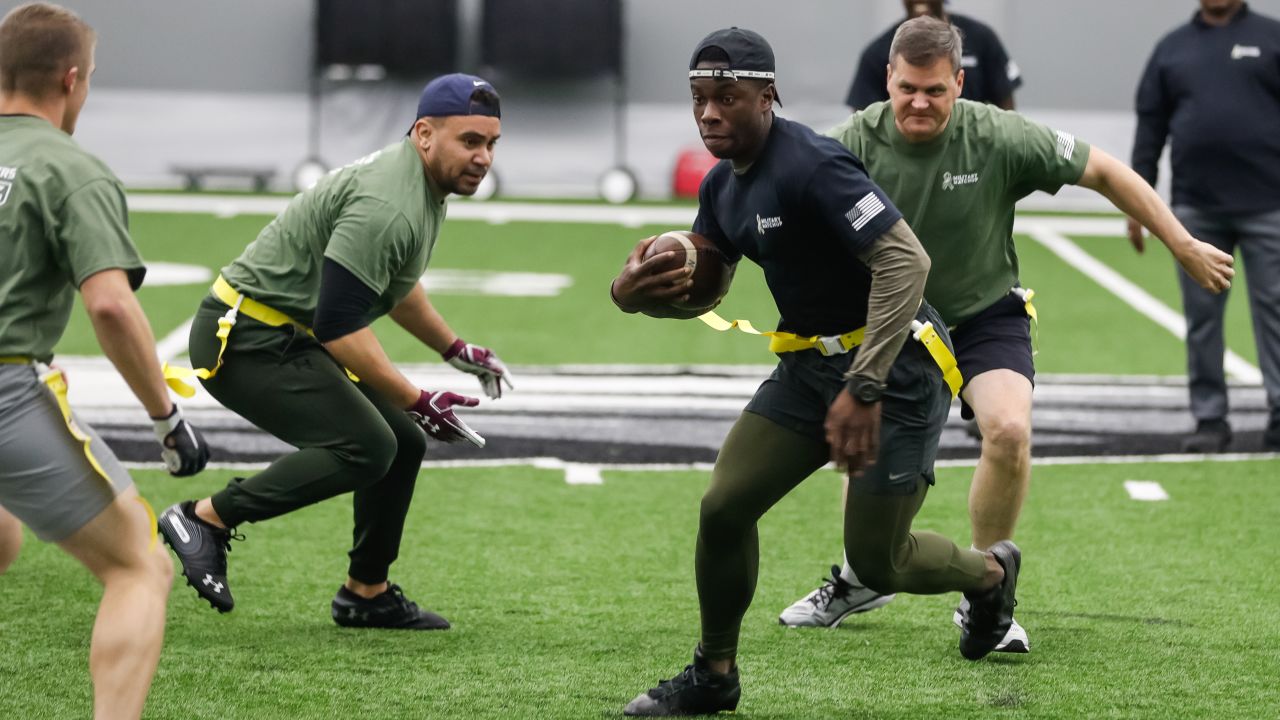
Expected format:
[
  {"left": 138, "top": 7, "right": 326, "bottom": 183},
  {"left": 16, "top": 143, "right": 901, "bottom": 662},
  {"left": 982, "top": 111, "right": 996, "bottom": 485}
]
[
  {"left": 623, "top": 646, "right": 741, "bottom": 716},
  {"left": 1181, "top": 419, "right": 1232, "bottom": 453},
  {"left": 157, "top": 501, "right": 239, "bottom": 613},
  {"left": 331, "top": 584, "right": 450, "bottom": 630},
  {"left": 959, "top": 540, "right": 1020, "bottom": 661}
]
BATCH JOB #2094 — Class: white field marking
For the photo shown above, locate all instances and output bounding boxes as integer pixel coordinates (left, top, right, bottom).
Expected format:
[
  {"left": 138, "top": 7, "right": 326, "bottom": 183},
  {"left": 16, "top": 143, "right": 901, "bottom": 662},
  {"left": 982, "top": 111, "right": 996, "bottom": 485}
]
[
  {"left": 146, "top": 261, "right": 213, "bottom": 286},
  {"left": 122, "top": 453, "right": 1273, "bottom": 479},
  {"left": 123, "top": 457, "right": 718, "bottom": 485},
  {"left": 154, "top": 317, "right": 194, "bottom": 362},
  {"left": 126, "top": 194, "right": 699, "bottom": 226},
  {"left": 563, "top": 464, "right": 604, "bottom": 485},
  {"left": 421, "top": 270, "right": 573, "bottom": 297},
  {"left": 1021, "top": 223, "right": 1263, "bottom": 384},
  {"left": 1124, "top": 480, "right": 1170, "bottom": 501}
]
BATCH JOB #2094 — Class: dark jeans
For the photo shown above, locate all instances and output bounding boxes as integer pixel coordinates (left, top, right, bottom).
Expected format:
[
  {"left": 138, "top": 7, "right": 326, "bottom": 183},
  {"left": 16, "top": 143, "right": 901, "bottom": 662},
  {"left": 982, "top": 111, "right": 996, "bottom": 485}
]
[{"left": 1173, "top": 205, "right": 1280, "bottom": 427}]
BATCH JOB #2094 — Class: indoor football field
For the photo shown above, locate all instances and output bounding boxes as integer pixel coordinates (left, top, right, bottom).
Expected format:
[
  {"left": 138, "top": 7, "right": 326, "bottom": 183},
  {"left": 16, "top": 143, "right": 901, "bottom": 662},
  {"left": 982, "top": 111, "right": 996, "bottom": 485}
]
[{"left": 2, "top": 198, "right": 1276, "bottom": 718}]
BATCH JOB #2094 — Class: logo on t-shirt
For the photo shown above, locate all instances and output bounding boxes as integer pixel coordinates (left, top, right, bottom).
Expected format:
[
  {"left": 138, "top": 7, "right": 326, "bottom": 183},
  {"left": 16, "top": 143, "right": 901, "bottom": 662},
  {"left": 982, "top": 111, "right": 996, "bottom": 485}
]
[
  {"left": 1232, "top": 44, "right": 1261, "bottom": 59},
  {"left": 845, "top": 192, "right": 886, "bottom": 231},
  {"left": 941, "top": 171, "right": 979, "bottom": 191},
  {"left": 1055, "top": 131, "right": 1076, "bottom": 161},
  {"left": 0, "top": 165, "right": 15, "bottom": 207},
  {"left": 756, "top": 213, "right": 783, "bottom": 234}
]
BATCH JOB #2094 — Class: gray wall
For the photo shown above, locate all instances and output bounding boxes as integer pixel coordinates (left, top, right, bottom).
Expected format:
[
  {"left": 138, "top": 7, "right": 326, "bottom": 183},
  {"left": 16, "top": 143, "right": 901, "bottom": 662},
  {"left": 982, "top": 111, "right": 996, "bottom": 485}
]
[
  {"left": 4, "top": 0, "right": 1277, "bottom": 198},
  {"left": 3, "top": 0, "right": 1279, "bottom": 109},
  {"left": 622, "top": 0, "right": 1280, "bottom": 109},
  {"left": 0, "top": 0, "right": 313, "bottom": 92}
]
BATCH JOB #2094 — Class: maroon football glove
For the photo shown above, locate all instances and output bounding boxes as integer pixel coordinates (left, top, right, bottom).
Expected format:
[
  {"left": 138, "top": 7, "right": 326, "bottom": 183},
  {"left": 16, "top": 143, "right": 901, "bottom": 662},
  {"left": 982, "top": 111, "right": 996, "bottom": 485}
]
[
  {"left": 406, "top": 390, "right": 484, "bottom": 447},
  {"left": 442, "top": 338, "right": 514, "bottom": 399}
]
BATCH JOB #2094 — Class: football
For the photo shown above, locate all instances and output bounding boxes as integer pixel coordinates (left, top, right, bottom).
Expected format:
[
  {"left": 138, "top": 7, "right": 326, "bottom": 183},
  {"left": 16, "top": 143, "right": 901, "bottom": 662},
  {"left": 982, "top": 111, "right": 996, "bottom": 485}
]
[{"left": 641, "top": 230, "right": 734, "bottom": 311}]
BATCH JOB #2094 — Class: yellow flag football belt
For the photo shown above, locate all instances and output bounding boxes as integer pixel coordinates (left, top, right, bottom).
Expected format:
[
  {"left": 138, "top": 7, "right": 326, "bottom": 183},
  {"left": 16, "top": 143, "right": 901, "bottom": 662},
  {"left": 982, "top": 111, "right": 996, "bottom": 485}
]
[
  {"left": 1011, "top": 286, "right": 1040, "bottom": 354},
  {"left": 38, "top": 365, "right": 158, "bottom": 549},
  {"left": 163, "top": 276, "right": 358, "bottom": 398},
  {"left": 0, "top": 356, "right": 33, "bottom": 364},
  {"left": 698, "top": 310, "right": 963, "bottom": 398}
]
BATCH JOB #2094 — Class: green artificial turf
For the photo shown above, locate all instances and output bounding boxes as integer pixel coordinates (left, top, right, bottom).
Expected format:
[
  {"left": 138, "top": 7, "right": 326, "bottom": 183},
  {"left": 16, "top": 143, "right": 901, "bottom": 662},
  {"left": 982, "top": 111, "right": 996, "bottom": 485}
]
[{"left": 1, "top": 460, "right": 1277, "bottom": 718}]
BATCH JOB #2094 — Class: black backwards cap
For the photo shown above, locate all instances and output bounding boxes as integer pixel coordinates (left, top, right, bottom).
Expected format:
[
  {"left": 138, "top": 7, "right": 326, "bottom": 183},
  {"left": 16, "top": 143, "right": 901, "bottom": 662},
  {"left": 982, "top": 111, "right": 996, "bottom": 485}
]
[
  {"left": 688, "top": 27, "right": 775, "bottom": 82},
  {"left": 415, "top": 73, "right": 501, "bottom": 120}
]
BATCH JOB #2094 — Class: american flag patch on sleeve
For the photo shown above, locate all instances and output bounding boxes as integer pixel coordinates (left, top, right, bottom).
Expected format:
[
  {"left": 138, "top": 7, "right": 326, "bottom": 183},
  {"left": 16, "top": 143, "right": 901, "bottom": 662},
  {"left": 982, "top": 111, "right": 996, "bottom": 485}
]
[
  {"left": 845, "top": 192, "right": 886, "bottom": 231},
  {"left": 1055, "top": 130, "right": 1076, "bottom": 161}
]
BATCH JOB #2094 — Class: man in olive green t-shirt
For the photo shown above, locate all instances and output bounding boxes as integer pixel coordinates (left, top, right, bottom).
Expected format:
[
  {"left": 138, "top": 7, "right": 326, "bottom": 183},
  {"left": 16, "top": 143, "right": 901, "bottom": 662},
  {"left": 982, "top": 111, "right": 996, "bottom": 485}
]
[
  {"left": 157, "top": 74, "right": 514, "bottom": 630},
  {"left": 0, "top": 4, "right": 210, "bottom": 718},
  {"left": 779, "top": 16, "right": 1234, "bottom": 652}
]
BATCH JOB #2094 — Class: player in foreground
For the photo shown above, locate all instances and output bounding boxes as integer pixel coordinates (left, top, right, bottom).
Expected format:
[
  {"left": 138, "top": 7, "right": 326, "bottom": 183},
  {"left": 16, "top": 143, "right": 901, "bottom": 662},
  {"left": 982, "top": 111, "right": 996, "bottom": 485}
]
[
  {"left": 611, "top": 27, "right": 1020, "bottom": 716},
  {"left": 780, "top": 16, "right": 1234, "bottom": 652},
  {"left": 158, "top": 73, "right": 512, "bottom": 630},
  {"left": 0, "top": 4, "right": 210, "bottom": 717}
]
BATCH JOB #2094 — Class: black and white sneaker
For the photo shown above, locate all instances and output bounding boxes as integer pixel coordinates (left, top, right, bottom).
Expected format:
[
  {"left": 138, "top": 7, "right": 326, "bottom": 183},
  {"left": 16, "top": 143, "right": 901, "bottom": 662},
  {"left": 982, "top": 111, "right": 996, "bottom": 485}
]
[
  {"left": 157, "top": 501, "right": 239, "bottom": 613},
  {"left": 954, "top": 597, "right": 1030, "bottom": 653},
  {"left": 778, "top": 565, "right": 896, "bottom": 627},
  {"left": 959, "top": 540, "right": 1021, "bottom": 660},
  {"left": 624, "top": 647, "right": 741, "bottom": 716},
  {"left": 331, "top": 584, "right": 450, "bottom": 630}
]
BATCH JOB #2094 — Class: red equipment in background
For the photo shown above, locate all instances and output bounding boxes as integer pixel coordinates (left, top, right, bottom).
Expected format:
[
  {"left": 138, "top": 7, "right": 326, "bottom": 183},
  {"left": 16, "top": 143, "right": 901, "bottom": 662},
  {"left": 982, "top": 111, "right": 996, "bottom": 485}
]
[{"left": 671, "top": 147, "right": 720, "bottom": 198}]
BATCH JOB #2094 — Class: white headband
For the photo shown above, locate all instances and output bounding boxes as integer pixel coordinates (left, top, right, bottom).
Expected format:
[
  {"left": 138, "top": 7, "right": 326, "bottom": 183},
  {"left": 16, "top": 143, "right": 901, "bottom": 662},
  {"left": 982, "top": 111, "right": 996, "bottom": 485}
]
[{"left": 688, "top": 68, "right": 776, "bottom": 81}]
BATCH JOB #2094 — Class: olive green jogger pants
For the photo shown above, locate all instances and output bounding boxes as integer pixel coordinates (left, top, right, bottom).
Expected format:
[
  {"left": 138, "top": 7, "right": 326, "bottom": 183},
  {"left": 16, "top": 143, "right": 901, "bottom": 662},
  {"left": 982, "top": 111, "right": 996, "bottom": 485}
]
[{"left": 189, "top": 296, "right": 427, "bottom": 585}]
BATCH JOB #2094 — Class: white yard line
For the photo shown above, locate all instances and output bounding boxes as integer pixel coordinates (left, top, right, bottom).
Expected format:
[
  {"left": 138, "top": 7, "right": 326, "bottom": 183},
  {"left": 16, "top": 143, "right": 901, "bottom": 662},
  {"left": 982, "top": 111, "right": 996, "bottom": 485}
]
[
  {"left": 154, "top": 317, "right": 194, "bottom": 362},
  {"left": 1021, "top": 223, "right": 1262, "bottom": 384},
  {"left": 127, "top": 193, "right": 697, "bottom": 226},
  {"left": 1123, "top": 480, "right": 1170, "bottom": 501}
]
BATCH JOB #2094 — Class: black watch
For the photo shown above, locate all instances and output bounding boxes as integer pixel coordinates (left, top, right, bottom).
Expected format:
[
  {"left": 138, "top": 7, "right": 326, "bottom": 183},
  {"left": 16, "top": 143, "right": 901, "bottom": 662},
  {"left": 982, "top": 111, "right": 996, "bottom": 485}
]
[{"left": 848, "top": 376, "right": 885, "bottom": 404}]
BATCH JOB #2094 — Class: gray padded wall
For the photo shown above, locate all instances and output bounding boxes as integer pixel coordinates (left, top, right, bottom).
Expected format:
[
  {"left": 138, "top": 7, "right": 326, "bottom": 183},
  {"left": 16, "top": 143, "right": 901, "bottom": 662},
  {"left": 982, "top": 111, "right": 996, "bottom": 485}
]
[
  {"left": 2, "top": 1, "right": 1277, "bottom": 109},
  {"left": 0, "top": 0, "right": 313, "bottom": 92}
]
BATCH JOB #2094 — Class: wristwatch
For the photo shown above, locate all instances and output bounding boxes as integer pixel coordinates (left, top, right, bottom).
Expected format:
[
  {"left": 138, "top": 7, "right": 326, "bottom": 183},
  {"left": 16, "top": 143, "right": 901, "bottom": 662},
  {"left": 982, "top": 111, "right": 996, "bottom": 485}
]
[{"left": 847, "top": 376, "right": 885, "bottom": 404}]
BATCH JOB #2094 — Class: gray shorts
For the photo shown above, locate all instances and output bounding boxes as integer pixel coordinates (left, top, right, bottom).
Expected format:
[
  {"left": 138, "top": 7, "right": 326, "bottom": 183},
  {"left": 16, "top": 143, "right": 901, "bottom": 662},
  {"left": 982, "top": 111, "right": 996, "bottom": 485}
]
[{"left": 0, "top": 364, "right": 133, "bottom": 542}]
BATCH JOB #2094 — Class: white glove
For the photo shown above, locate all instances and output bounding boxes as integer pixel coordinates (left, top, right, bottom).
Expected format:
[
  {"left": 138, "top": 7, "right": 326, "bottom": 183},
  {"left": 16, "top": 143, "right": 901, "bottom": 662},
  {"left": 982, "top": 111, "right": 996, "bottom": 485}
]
[{"left": 151, "top": 405, "right": 211, "bottom": 476}]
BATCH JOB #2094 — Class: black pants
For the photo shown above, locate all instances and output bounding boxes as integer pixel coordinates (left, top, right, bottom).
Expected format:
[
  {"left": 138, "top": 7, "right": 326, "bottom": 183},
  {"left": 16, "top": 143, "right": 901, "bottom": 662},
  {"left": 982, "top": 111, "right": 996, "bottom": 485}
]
[{"left": 189, "top": 296, "right": 427, "bottom": 584}]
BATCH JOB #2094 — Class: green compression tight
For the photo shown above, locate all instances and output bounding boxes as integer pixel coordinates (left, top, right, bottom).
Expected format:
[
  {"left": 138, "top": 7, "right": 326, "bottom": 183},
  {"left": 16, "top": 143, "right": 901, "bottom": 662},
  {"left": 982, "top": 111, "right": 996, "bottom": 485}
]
[{"left": 696, "top": 411, "right": 989, "bottom": 660}]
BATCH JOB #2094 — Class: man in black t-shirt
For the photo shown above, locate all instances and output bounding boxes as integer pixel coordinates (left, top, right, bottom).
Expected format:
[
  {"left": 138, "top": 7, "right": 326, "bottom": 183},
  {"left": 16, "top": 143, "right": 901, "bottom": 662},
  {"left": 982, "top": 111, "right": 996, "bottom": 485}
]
[
  {"left": 609, "top": 27, "right": 1023, "bottom": 717},
  {"left": 846, "top": 0, "right": 1021, "bottom": 110}
]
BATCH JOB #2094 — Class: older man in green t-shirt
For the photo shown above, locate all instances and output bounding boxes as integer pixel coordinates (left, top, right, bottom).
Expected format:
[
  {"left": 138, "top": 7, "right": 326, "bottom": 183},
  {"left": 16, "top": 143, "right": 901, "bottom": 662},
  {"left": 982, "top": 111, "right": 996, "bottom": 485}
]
[
  {"left": 158, "top": 74, "right": 514, "bottom": 630},
  {"left": 779, "top": 16, "right": 1234, "bottom": 652}
]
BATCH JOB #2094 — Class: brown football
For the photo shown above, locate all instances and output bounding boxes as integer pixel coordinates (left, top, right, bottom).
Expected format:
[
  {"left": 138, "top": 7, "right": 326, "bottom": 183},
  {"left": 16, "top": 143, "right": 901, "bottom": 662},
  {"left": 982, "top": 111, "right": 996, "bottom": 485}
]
[{"left": 641, "top": 230, "right": 734, "bottom": 311}]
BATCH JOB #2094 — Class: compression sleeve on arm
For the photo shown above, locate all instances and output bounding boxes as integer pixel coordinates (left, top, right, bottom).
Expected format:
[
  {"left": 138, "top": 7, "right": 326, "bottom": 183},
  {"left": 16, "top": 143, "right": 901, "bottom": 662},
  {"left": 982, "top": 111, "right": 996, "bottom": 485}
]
[
  {"left": 313, "top": 258, "right": 381, "bottom": 342},
  {"left": 845, "top": 218, "right": 930, "bottom": 387}
]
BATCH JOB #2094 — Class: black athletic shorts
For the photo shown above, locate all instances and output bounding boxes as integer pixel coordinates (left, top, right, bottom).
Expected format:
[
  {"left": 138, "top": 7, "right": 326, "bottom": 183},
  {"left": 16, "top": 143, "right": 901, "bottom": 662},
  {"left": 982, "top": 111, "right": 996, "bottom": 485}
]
[
  {"left": 743, "top": 304, "right": 953, "bottom": 495},
  {"left": 952, "top": 291, "right": 1035, "bottom": 420}
]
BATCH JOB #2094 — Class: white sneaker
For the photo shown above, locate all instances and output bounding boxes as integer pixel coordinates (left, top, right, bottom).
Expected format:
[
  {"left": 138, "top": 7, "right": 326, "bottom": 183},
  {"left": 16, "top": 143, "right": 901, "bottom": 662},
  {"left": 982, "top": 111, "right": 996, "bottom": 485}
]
[
  {"left": 954, "top": 597, "right": 1030, "bottom": 653},
  {"left": 778, "top": 565, "right": 896, "bottom": 627}
]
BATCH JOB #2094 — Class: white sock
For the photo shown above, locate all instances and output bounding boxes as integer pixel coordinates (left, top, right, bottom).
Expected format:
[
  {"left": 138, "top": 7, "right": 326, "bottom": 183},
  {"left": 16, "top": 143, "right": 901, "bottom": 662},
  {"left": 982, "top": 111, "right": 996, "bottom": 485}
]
[{"left": 839, "top": 553, "right": 861, "bottom": 586}]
